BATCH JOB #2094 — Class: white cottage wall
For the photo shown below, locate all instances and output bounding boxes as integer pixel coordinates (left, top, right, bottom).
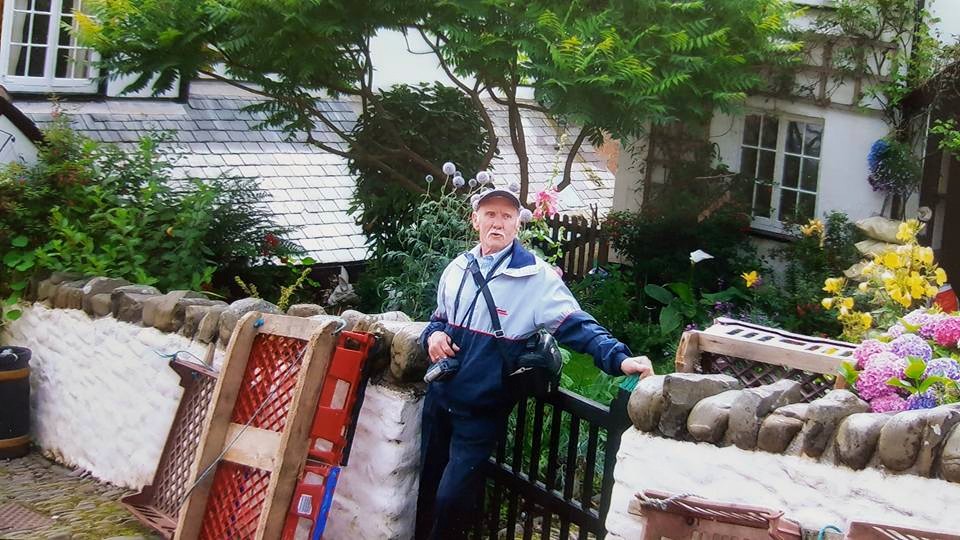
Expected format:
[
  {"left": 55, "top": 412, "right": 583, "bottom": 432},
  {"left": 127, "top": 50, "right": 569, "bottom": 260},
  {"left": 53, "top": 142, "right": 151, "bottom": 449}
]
[{"left": 0, "top": 114, "right": 38, "bottom": 164}]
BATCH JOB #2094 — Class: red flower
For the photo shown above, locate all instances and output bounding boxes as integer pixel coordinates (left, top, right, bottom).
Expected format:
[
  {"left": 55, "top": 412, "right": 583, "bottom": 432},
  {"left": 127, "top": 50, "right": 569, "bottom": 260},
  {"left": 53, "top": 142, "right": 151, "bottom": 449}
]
[{"left": 264, "top": 233, "right": 280, "bottom": 249}]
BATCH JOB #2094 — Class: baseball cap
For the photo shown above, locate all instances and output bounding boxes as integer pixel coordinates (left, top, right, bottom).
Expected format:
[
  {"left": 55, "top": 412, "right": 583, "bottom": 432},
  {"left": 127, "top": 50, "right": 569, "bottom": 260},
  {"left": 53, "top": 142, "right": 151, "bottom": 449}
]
[{"left": 471, "top": 186, "right": 522, "bottom": 211}]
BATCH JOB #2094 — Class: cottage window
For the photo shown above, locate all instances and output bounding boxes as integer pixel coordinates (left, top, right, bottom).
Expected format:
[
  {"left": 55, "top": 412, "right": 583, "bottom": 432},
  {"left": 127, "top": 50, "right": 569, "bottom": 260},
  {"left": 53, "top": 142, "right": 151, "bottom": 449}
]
[
  {"left": 740, "top": 113, "right": 823, "bottom": 229},
  {"left": 0, "top": 0, "right": 97, "bottom": 93}
]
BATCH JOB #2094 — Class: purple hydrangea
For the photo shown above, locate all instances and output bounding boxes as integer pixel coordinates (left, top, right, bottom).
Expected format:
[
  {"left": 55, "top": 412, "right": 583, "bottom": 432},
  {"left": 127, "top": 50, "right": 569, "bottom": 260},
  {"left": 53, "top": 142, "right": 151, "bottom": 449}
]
[
  {"left": 870, "top": 393, "right": 908, "bottom": 413},
  {"left": 888, "top": 333, "right": 933, "bottom": 362},
  {"left": 856, "top": 354, "right": 907, "bottom": 401},
  {"left": 853, "top": 339, "right": 890, "bottom": 369},
  {"left": 901, "top": 309, "right": 949, "bottom": 339},
  {"left": 924, "top": 357, "right": 960, "bottom": 380},
  {"left": 885, "top": 324, "right": 906, "bottom": 339},
  {"left": 906, "top": 391, "right": 938, "bottom": 410},
  {"left": 931, "top": 317, "right": 960, "bottom": 348}
]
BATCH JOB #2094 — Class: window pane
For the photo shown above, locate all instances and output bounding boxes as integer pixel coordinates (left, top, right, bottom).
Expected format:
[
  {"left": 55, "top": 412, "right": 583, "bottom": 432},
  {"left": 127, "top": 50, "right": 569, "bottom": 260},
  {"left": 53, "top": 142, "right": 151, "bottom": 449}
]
[
  {"left": 758, "top": 149, "right": 775, "bottom": 180},
  {"left": 804, "top": 123, "right": 823, "bottom": 157},
  {"left": 761, "top": 116, "right": 779, "bottom": 149},
  {"left": 31, "top": 14, "right": 51, "bottom": 44},
  {"left": 798, "top": 192, "right": 816, "bottom": 220},
  {"left": 743, "top": 115, "right": 760, "bottom": 146},
  {"left": 755, "top": 182, "right": 772, "bottom": 218},
  {"left": 14, "top": 0, "right": 30, "bottom": 10},
  {"left": 801, "top": 158, "right": 819, "bottom": 191},
  {"left": 28, "top": 46, "right": 46, "bottom": 76},
  {"left": 63, "top": 0, "right": 76, "bottom": 12},
  {"left": 36, "top": 0, "right": 53, "bottom": 11},
  {"left": 779, "top": 189, "right": 797, "bottom": 221},
  {"left": 782, "top": 155, "right": 800, "bottom": 188},
  {"left": 55, "top": 48, "right": 69, "bottom": 78},
  {"left": 786, "top": 121, "right": 803, "bottom": 154},
  {"left": 12, "top": 12, "right": 30, "bottom": 43},
  {"left": 740, "top": 147, "right": 758, "bottom": 177},
  {"left": 8, "top": 45, "right": 27, "bottom": 76}
]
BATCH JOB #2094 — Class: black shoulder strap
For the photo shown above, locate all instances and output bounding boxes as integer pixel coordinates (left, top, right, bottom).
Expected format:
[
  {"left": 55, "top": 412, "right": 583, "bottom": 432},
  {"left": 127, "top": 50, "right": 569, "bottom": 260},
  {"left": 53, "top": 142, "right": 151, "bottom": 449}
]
[{"left": 463, "top": 253, "right": 509, "bottom": 356}]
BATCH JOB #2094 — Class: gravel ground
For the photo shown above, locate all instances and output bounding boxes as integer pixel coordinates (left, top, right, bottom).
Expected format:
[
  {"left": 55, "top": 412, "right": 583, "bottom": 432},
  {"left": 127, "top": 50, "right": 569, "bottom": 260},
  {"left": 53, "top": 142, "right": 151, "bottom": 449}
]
[{"left": 0, "top": 451, "right": 160, "bottom": 540}]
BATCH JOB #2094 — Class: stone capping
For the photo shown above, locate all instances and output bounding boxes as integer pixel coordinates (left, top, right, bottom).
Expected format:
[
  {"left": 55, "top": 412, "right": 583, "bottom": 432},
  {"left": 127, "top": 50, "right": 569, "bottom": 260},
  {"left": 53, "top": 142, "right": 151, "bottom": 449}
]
[
  {"left": 628, "top": 373, "right": 960, "bottom": 483},
  {"left": 25, "top": 273, "right": 425, "bottom": 383}
]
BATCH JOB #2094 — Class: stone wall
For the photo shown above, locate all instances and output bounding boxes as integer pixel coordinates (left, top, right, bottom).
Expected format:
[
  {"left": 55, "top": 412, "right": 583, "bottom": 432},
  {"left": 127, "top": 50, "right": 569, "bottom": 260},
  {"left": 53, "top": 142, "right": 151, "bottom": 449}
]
[
  {"left": 605, "top": 429, "right": 960, "bottom": 537},
  {"left": 626, "top": 374, "right": 960, "bottom": 483},
  {"left": 2, "top": 273, "right": 432, "bottom": 540},
  {"left": 607, "top": 372, "right": 960, "bottom": 535}
]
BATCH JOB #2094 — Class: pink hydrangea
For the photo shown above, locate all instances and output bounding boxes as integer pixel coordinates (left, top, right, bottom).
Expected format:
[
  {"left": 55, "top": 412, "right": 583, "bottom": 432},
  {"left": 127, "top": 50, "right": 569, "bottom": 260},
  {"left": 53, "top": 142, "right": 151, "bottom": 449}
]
[
  {"left": 931, "top": 317, "right": 960, "bottom": 348},
  {"left": 870, "top": 393, "right": 908, "bottom": 413},
  {"left": 898, "top": 308, "right": 947, "bottom": 339},
  {"left": 856, "top": 353, "right": 907, "bottom": 401},
  {"left": 853, "top": 339, "right": 890, "bottom": 369}
]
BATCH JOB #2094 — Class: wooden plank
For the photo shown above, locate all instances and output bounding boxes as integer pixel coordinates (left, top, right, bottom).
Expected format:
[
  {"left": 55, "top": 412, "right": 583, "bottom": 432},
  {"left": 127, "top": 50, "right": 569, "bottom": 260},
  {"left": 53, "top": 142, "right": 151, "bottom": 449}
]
[
  {"left": 221, "top": 424, "right": 282, "bottom": 472},
  {"left": 256, "top": 313, "right": 325, "bottom": 340},
  {"left": 255, "top": 320, "right": 339, "bottom": 540},
  {"left": 174, "top": 311, "right": 262, "bottom": 540},
  {"left": 674, "top": 331, "right": 700, "bottom": 373},
  {"left": 696, "top": 333, "right": 844, "bottom": 375}
]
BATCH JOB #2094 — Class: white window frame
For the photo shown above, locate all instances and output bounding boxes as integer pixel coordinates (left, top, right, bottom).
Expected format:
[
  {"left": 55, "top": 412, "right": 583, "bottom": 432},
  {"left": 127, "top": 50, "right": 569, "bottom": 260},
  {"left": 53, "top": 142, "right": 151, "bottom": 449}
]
[
  {"left": 738, "top": 111, "right": 826, "bottom": 233},
  {"left": 0, "top": 0, "right": 98, "bottom": 93}
]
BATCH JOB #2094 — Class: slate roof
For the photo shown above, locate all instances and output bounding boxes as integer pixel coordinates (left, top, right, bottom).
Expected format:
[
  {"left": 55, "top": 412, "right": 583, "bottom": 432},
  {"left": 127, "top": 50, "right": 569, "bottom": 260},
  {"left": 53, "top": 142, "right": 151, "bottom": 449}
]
[{"left": 18, "top": 83, "right": 615, "bottom": 265}]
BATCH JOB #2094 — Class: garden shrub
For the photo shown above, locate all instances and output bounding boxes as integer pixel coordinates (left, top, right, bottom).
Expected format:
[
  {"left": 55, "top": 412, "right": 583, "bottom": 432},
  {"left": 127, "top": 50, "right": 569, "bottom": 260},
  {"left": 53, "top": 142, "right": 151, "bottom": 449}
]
[{"left": 0, "top": 116, "right": 297, "bottom": 299}]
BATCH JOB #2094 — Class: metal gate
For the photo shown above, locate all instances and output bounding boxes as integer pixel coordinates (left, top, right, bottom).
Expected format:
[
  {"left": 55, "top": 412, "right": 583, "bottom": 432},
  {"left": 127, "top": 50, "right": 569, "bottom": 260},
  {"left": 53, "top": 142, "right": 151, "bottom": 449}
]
[{"left": 471, "top": 388, "right": 632, "bottom": 539}]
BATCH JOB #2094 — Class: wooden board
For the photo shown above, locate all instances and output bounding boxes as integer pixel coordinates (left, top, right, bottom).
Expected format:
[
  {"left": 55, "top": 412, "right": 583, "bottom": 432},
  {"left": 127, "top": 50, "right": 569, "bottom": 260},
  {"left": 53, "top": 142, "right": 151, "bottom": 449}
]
[
  {"left": 174, "top": 312, "right": 338, "bottom": 540},
  {"left": 674, "top": 317, "right": 856, "bottom": 387}
]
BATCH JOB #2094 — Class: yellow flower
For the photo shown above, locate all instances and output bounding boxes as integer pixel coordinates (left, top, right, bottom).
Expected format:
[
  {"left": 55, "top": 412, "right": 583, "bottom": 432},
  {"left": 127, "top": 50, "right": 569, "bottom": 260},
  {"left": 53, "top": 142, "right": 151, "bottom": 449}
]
[
  {"left": 859, "top": 312, "right": 873, "bottom": 328},
  {"left": 823, "top": 277, "right": 846, "bottom": 294},
  {"left": 936, "top": 267, "right": 948, "bottom": 286},
  {"left": 881, "top": 251, "right": 901, "bottom": 269},
  {"left": 926, "top": 285, "right": 939, "bottom": 298},
  {"left": 858, "top": 281, "right": 869, "bottom": 292},
  {"left": 838, "top": 297, "right": 854, "bottom": 315},
  {"left": 742, "top": 271, "right": 760, "bottom": 288},
  {"left": 916, "top": 246, "right": 934, "bottom": 266},
  {"left": 896, "top": 219, "right": 921, "bottom": 243},
  {"left": 907, "top": 271, "right": 926, "bottom": 298},
  {"left": 821, "top": 297, "right": 834, "bottom": 309},
  {"left": 800, "top": 219, "right": 825, "bottom": 238}
]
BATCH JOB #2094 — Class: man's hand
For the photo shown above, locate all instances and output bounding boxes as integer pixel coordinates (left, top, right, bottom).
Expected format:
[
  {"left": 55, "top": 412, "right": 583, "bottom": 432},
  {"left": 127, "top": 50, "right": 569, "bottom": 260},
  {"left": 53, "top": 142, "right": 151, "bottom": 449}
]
[
  {"left": 427, "top": 331, "right": 460, "bottom": 363},
  {"left": 620, "top": 356, "right": 654, "bottom": 379}
]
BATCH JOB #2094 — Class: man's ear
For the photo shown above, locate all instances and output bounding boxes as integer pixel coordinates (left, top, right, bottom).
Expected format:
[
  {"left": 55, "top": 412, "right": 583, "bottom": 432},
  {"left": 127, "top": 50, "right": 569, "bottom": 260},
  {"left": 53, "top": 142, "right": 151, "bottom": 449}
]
[{"left": 471, "top": 211, "right": 480, "bottom": 231}]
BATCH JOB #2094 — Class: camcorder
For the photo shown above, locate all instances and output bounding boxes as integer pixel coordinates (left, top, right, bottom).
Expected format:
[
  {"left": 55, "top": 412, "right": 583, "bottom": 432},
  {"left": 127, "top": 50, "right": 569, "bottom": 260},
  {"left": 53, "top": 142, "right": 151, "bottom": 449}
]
[{"left": 423, "top": 356, "right": 461, "bottom": 383}]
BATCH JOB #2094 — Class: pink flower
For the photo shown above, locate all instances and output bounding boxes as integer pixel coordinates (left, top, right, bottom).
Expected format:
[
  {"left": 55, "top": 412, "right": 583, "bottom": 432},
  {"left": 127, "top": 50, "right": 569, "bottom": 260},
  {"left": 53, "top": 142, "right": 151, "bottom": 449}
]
[
  {"left": 931, "top": 317, "right": 960, "bottom": 348},
  {"left": 853, "top": 339, "right": 889, "bottom": 370},
  {"left": 870, "top": 393, "right": 908, "bottom": 413},
  {"left": 856, "top": 353, "right": 907, "bottom": 401},
  {"left": 533, "top": 189, "right": 559, "bottom": 220}
]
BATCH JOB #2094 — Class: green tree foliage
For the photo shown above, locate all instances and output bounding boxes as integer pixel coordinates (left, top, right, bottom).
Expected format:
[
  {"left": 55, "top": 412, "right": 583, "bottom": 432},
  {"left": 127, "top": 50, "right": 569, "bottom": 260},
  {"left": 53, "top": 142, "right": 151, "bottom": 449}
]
[
  {"left": 349, "top": 83, "right": 492, "bottom": 257},
  {"left": 80, "top": 0, "right": 799, "bottom": 206},
  {"left": 0, "top": 117, "right": 297, "bottom": 294}
]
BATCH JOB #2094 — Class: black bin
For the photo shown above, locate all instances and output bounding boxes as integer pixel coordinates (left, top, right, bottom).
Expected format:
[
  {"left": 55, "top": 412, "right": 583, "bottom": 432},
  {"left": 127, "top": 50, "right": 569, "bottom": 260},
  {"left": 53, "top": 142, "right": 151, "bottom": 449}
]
[{"left": 0, "top": 346, "right": 31, "bottom": 459}]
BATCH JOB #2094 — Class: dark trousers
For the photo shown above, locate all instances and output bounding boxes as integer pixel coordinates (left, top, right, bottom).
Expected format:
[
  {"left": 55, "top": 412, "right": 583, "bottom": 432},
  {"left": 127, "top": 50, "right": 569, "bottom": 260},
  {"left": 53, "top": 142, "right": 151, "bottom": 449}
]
[{"left": 415, "top": 390, "right": 507, "bottom": 540}]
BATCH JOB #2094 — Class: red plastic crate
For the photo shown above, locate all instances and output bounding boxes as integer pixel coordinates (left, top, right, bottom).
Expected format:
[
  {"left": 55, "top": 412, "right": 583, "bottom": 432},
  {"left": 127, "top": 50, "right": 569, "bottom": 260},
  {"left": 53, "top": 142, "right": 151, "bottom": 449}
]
[
  {"left": 281, "top": 462, "right": 340, "bottom": 540},
  {"left": 306, "top": 331, "right": 374, "bottom": 464}
]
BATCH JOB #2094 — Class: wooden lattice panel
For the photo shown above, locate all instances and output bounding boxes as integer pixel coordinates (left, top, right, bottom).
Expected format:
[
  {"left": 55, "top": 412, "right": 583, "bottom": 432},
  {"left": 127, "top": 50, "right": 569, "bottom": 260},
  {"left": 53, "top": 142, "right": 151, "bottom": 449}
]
[
  {"left": 676, "top": 318, "right": 856, "bottom": 402},
  {"left": 122, "top": 358, "right": 218, "bottom": 538},
  {"left": 175, "top": 313, "right": 339, "bottom": 540}
]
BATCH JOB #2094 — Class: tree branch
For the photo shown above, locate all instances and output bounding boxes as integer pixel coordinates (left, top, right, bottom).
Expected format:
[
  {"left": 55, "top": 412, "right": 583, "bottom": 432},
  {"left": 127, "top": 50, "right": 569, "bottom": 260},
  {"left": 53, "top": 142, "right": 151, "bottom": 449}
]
[
  {"left": 486, "top": 91, "right": 549, "bottom": 114},
  {"left": 557, "top": 126, "right": 589, "bottom": 192}
]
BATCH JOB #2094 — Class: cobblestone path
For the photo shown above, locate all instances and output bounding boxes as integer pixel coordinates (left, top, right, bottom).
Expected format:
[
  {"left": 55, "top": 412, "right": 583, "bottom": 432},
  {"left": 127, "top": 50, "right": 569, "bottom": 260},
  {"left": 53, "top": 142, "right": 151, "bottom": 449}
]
[{"left": 0, "top": 452, "right": 159, "bottom": 540}]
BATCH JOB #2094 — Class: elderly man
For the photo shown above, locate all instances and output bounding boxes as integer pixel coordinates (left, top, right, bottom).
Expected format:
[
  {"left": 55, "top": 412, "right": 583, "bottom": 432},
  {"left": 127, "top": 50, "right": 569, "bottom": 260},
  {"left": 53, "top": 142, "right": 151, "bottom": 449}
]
[{"left": 414, "top": 184, "right": 653, "bottom": 539}]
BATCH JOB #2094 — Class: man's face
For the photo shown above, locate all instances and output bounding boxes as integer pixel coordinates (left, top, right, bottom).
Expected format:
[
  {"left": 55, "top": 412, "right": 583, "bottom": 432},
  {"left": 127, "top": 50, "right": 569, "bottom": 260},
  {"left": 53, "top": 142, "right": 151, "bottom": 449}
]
[{"left": 472, "top": 196, "right": 520, "bottom": 255}]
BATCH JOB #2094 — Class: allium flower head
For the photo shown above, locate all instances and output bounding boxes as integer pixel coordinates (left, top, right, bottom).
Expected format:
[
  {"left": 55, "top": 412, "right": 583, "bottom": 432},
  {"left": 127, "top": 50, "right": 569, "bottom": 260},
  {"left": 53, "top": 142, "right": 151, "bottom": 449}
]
[
  {"left": 519, "top": 208, "right": 533, "bottom": 223},
  {"left": 424, "top": 174, "right": 434, "bottom": 183},
  {"left": 853, "top": 339, "right": 890, "bottom": 370},
  {"left": 452, "top": 176, "right": 465, "bottom": 188},
  {"left": 888, "top": 333, "right": 933, "bottom": 362},
  {"left": 476, "top": 171, "right": 490, "bottom": 184},
  {"left": 870, "top": 393, "right": 908, "bottom": 413},
  {"left": 442, "top": 162, "right": 456, "bottom": 176}
]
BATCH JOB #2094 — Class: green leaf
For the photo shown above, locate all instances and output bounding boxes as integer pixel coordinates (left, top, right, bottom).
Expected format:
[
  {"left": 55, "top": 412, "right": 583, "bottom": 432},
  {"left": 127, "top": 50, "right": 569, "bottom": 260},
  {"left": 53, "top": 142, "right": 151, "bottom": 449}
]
[
  {"left": 839, "top": 361, "right": 859, "bottom": 386},
  {"left": 300, "top": 257, "right": 316, "bottom": 266},
  {"left": 904, "top": 357, "right": 927, "bottom": 380},
  {"left": 666, "top": 282, "right": 693, "bottom": 304},
  {"left": 9, "top": 281, "right": 27, "bottom": 291},
  {"left": 918, "top": 375, "right": 956, "bottom": 394},
  {"left": 4, "top": 309, "right": 22, "bottom": 321},
  {"left": 659, "top": 303, "right": 682, "bottom": 335},
  {"left": 644, "top": 284, "right": 674, "bottom": 305},
  {"left": 886, "top": 377, "right": 917, "bottom": 393},
  {"left": 3, "top": 251, "right": 19, "bottom": 268},
  {"left": 11, "top": 236, "right": 28, "bottom": 248}
]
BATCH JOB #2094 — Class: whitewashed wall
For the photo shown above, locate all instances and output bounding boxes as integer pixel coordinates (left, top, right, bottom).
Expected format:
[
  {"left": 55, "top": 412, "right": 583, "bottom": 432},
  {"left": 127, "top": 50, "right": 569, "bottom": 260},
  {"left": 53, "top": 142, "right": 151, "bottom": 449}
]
[
  {"left": 0, "top": 114, "right": 39, "bottom": 165},
  {"left": 1, "top": 303, "right": 424, "bottom": 540},
  {"left": 606, "top": 429, "right": 960, "bottom": 538}
]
